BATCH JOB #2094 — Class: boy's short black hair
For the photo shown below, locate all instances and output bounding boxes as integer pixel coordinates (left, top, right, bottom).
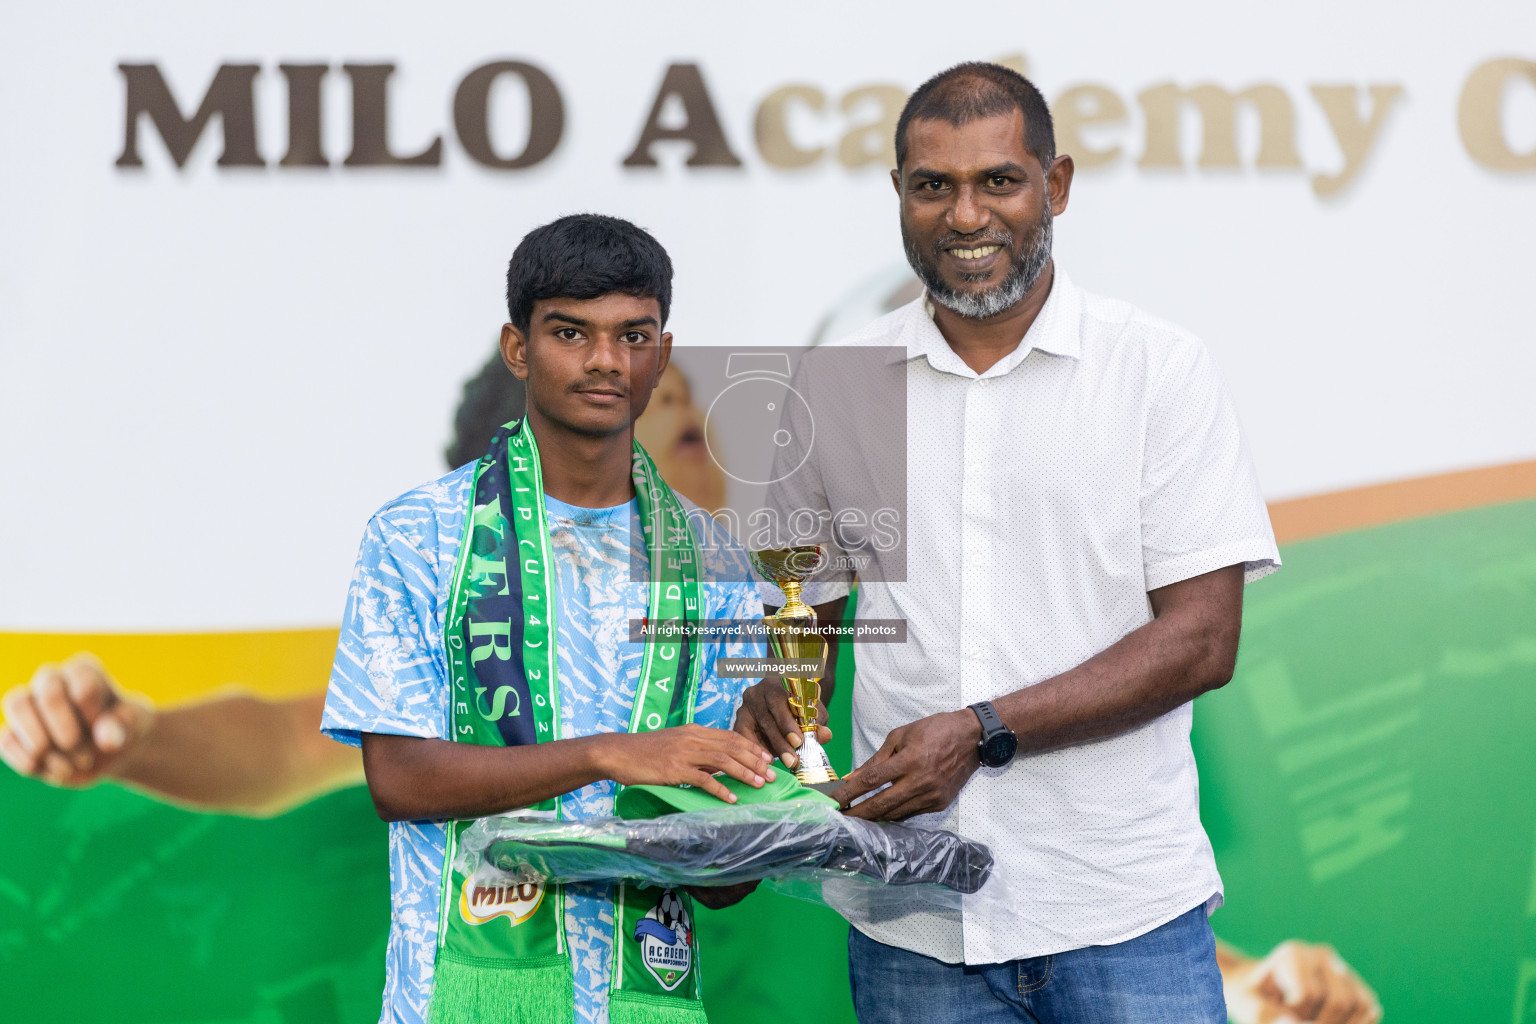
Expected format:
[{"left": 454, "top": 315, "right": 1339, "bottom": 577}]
[
  {"left": 505, "top": 214, "right": 673, "bottom": 333},
  {"left": 895, "top": 62, "right": 1056, "bottom": 170}
]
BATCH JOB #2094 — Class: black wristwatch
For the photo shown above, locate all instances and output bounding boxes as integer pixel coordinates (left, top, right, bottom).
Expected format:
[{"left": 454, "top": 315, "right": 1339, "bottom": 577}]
[{"left": 969, "top": 701, "right": 1018, "bottom": 768}]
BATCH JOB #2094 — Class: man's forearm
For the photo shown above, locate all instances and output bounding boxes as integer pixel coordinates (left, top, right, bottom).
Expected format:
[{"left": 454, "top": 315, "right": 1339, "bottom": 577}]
[
  {"left": 360, "top": 732, "right": 621, "bottom": 821},
  {"left": 993, "top": 618, "right": 1227, "bottom": 753},
  {"left": 992, "top": 565, "right": 1244, "bottom": 755},
  {"left": 828, "top": 566, "right": 1243, "bottom": 822},
  {"left": 113, "top": 693, "right": 363, "bottom": 816}
]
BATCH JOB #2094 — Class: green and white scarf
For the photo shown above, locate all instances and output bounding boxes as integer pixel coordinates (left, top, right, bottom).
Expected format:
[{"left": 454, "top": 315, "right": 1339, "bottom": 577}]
[{"left": 431, "top": 418, "right": 708, "bottom": 1024}]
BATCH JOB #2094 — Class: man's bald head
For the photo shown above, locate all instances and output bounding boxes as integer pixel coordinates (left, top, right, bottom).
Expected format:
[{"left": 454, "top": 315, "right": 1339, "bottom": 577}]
[{"left": 895, "top": 62, "right": 1056, "bottom": 171}]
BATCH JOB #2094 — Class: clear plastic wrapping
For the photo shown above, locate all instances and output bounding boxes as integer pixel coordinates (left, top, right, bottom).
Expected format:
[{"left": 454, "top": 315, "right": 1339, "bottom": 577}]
[{"left": 457, "top": 802, "right": 1010, "bottom": 925}]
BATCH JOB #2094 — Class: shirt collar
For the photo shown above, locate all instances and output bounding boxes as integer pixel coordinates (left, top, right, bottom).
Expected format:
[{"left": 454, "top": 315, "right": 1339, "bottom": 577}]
[{"left": 893, "top": 265, "right": 1082, "bottom": 376}]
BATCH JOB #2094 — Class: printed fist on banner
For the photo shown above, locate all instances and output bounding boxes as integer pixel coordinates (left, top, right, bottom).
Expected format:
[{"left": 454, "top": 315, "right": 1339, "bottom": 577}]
[
  {"left": 0, "top": 655, "right": 151, "bottom": 787},
  {"left": 1220, "top": 939, "right": 1382, "bottom": 1024}
]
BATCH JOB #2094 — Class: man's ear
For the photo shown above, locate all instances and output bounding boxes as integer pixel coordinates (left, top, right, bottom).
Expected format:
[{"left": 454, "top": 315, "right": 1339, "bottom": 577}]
[
  {"left": 1047, "top": 154, "right": 1075, "bottom": 217},
  {"left": 500, "top": 323, "right": 529, "bottom": 380},
  {"left": 890, "top": 168, "right": 901, "bottom": 196}
]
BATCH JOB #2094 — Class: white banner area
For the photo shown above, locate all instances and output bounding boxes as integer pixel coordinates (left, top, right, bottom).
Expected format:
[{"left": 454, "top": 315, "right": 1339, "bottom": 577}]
[{"left": 1, "top": 1, "right": 1533, "bottom": 629}]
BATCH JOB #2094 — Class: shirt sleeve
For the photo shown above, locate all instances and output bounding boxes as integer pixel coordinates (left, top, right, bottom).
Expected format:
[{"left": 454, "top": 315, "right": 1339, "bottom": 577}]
[
  {"left": 322, "top": 513, "right": 450, "bottom": 748},
  {"left": 1140, "top": 338, "right": 1281, "bottom": 591}
]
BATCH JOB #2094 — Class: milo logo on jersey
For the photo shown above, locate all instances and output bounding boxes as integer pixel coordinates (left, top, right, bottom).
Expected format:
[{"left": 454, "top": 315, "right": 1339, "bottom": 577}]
[
  {"left": 459, "top": 868, "right": 545, "bottom": 927},
  {"left": 632, "top": 889, "right": 693, "bottom": 990}
]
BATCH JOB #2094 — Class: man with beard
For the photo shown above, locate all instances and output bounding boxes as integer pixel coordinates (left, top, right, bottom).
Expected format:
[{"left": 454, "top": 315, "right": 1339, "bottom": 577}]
[{"left": 733, "top": 62, "right": 1329, "bottom": 1024}]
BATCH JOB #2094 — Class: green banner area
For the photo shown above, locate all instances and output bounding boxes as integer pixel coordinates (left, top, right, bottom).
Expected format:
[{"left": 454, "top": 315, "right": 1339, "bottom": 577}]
[
  {"left": 1195, "top": 497, "right": 1536, "bottom": 1024},
  {"left": 2, "top": 499, "right": 1533, "bottom": 1022}
]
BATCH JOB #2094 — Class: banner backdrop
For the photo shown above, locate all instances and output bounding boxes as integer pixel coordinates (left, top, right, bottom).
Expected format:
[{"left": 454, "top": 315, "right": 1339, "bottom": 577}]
[{"left": 2, "top": 1, "right": 1534, "bottom": 1021}]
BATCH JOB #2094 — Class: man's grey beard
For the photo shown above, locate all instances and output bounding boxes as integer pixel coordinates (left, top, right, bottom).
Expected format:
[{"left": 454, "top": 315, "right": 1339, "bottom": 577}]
[{"left": 904, "top": 206, "right": 1053, "bottom": 321}]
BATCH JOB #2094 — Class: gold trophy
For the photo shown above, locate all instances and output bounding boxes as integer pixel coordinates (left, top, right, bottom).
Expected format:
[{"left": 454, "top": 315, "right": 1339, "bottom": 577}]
[{"left": 749, "top": 544, "right": 839, "bottom": 791}]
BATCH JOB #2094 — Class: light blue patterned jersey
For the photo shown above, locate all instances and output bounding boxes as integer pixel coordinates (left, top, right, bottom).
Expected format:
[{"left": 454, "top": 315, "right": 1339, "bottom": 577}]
[{"left": 322, "top": 463, "right": 766, "bottom": 1024}]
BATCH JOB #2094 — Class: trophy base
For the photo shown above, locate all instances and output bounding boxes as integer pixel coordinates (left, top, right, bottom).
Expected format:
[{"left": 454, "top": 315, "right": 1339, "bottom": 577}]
[
  {"left": 802, "top": 780, "right": 843, "bottom": 796},
  {"left": 793, "top": 733, "right": 840, "bottom": 789}
]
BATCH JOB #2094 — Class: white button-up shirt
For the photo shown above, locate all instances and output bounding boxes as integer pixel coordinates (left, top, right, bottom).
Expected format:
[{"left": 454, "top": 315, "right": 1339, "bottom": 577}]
[{"left": 786, "top": 268, "right": 1280, "bottom": 964}]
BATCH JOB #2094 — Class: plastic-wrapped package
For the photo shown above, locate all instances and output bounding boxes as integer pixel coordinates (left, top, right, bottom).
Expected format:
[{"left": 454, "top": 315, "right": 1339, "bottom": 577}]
[{"left": 456, "top": 801, "right": 1004, "bottom": 924}]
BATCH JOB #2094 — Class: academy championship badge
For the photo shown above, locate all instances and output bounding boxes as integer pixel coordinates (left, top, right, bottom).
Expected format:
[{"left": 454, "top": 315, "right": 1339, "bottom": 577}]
[{"left": 633, "top": 889, "right": 693, "bottom": 990}]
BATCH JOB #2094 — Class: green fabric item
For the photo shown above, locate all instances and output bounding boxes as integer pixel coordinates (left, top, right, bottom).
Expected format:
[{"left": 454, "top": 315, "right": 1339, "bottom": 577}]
[
  {"left": 430, "top": 951, "right": 575, "bottom": 1024},
  {"left": 616, "top": 771, "right": 839, "bottom": 820},
  {"left": 609, "top": 991, "right": 710, "bottom": 1024},
  {"left": 434, "top": 418, "right": 708, "bottom": 1024}
]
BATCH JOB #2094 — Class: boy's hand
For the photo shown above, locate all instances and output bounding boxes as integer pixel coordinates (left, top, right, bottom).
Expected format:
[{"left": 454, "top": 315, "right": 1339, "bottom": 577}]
[
  {"left": 733, "top": 676, "right": 832, "bottom": 771},
  {"left": 602, "top": 725, "right": 775, "bottom": 804}
]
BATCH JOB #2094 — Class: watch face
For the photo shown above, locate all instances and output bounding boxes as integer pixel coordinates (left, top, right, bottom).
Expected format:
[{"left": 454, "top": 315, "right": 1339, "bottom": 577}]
[{"left": 981, "top": 731, "right": 1018, "bottom": 767}]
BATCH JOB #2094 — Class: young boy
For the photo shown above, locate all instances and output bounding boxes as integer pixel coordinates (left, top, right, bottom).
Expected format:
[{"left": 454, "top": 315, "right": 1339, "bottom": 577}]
[{"left": 322, "top": 214, "right": 773, "bottom": 1024}]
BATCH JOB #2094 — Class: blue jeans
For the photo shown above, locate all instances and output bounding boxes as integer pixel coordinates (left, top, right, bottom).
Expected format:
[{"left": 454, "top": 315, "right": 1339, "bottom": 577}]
[{"left": 847, "top": 905, "right": 1226, "bottom": 1024}]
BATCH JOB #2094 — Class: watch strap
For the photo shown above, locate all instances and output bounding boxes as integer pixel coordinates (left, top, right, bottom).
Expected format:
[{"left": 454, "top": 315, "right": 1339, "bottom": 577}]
[
  {"left": 969, "top": 700, "right": 1017, "bottom": 767},
  {"left": 969, "top": 700, "right": 1004, "bottom": 735}
]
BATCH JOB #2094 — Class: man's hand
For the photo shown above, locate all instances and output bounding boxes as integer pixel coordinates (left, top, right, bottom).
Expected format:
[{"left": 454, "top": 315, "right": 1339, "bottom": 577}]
[
  {"left": 0, "top": 656, "right": 153, "bottom": 787},
  {"left": 733, "top": 676, "right": 832, "bottom": 771},
  {"left": 600, "top": 725, "right": 776, "bottom": 805},
  {"left": 1220, "top": 939, "right": 1381, "bottom": 1024},
  {"left": 685, "top": 880, "right": 761, "bottom": 910},
  {"left": 831, "top": 709, "right": 980, "bottom": 821}
]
